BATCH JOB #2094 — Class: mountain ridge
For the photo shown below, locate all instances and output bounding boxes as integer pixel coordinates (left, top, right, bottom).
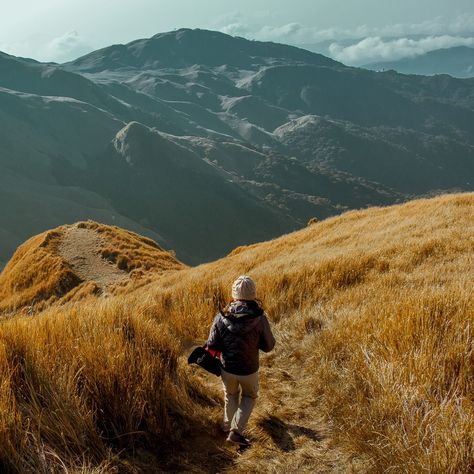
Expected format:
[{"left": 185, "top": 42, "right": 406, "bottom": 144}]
[
  {"left": 66, "top": 28, "right": 342, "bottom": 72},
  {"left": 0, "top": 28, "right": 473, "bottom": 266}
]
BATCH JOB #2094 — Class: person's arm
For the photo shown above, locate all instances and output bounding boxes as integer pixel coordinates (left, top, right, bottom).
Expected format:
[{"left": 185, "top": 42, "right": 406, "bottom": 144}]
[
  {"left": 259, "top": 314, "right": 276, "bottom": 352},
  {"left": 207, "top": 314, "right": 223, "bottom": 351}
]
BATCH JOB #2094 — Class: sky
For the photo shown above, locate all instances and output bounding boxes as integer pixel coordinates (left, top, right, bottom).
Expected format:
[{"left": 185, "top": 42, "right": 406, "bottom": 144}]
[{"left": 1, "top": 0, "right": 473, "bottom": 65}]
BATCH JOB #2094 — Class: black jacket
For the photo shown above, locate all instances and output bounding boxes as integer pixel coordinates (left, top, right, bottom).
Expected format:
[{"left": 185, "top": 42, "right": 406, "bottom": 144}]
[{"left": 207, "top": 301, "right": 276, "bottom": 376}]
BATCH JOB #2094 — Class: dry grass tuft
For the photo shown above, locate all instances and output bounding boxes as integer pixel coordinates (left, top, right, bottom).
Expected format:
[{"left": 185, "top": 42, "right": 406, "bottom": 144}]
[
  {"left": 0, "top": 193, "right": 472, "bottom": 472},
  {"left": 0, "top": 300, "right": 219, "bottom": 472},
  {"left": 0, "top": 229, "right": 80, "bottom": 313}
]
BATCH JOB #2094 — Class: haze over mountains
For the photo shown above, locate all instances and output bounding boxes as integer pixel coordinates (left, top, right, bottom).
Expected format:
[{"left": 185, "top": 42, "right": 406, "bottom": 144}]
[
  {"left": 1, "top": 28, "right": 473, "bottom": 266},
  {"left": 365, "top": 46, "right": 474, "bottom": 78}
]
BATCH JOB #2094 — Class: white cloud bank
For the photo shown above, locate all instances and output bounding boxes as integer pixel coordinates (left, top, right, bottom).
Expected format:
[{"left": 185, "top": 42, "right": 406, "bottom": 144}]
[
  {"left": 217, "top": 13, "right": 474, "bottom": 44},
  {"left": 329, "top": 35, "right": 474, "bottom": 66},
  {"left": 217, "top": 13, "right": 474, "bottom": 64}
]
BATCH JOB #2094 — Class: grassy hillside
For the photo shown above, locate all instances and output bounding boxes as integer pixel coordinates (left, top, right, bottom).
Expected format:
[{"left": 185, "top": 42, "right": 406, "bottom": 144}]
[
  {"left": 0, "top": 221, "right": 183, "bottom": 314},
  {"left": 0, "top": 193, "right": 472, "bottom": 472}
]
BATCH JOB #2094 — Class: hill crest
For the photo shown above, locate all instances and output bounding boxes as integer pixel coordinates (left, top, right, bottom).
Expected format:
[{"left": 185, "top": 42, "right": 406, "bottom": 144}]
[
  {"left": 0, "top": 221, "right": 183, "bottom": 313},
  {"left": 66, "top": 28, "right": 341, "bottom": 72},
  {"left": 1, "top": 192, "right": 472, "bottom": 316}
]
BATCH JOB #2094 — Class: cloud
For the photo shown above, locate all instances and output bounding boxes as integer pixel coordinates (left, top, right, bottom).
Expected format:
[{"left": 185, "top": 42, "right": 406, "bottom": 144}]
[
  {"left": 213, "top": 12, "right": 474, "bottom": 66},
  {"left": 216, "top": 13, "right": 474, "bottom": 44},
  {"left": 218, "top": 20, "right": 352, "bottom": 43},
  {"left": 219, "top": 22, "right": 253, "bottom": 38},
  {"left": 329, "top": 35, "right": 474, "bottom": 65},
  {"left": 43, "top": 31, "right": 93, "bottom": 62},
  {"left": 0, "top": 31, "right": 93, "bottom": 62},
  {"left": 371, "top": 15, "right": 474, "bottom": 38}
]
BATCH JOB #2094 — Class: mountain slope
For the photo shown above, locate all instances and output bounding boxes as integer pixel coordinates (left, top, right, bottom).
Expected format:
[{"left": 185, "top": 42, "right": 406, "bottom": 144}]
[
  {"left": 0, "top": 86, "right": 169, "bottom": 268},
  {"left": 275, "top": 115, "right": 474, "bottom": 193},
  {"left": 1, "top": 29, "right": 474, "bottom": 267},
  {"left": 86, "top": 121, "right": 297, "bottom": 262},
  {"left": 67, "top": 30, "right": 474, "bottom": 136},
  {"left": 0, "top": 193, "right": 472, "bottom": 472}
]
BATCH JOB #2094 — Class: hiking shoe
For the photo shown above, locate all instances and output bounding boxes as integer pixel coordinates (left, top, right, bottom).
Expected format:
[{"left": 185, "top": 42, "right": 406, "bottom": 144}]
[{"left": 226, "top": 430, "right": 251, "bottom": 446}]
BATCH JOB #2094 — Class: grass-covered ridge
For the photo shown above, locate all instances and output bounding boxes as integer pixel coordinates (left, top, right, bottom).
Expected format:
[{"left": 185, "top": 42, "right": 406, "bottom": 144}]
[
  {"left": 0, "top": 221, "right": 184, "bottom": 314},
  {"left": 0, "top": 193, "right": 472, "bottom": 472}
]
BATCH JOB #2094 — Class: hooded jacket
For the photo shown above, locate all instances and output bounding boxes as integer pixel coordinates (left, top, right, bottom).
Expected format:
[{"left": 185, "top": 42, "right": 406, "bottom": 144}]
[{"left": 207, "top": 301, "right": 276, "bottom": 376}]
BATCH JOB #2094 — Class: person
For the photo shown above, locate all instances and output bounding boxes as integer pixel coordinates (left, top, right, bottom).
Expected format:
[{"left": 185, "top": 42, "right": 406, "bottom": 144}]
[{"left": 207, "top": 275, "right": 276, "bottom": 446}]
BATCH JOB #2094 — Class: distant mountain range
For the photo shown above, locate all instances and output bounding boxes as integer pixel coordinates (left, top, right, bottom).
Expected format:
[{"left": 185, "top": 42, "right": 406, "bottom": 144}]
[
  {"left": 365, "top": 46, "right": 474, "bottom": 78},
  {"left": 1, "top": 29, "right": 473, "bottom": 266}
]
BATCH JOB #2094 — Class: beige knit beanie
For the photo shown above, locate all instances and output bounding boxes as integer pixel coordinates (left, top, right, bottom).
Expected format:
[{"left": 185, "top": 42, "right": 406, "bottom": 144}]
[{"left": 232, "top": 275, "right": 257, "bottom": 301}]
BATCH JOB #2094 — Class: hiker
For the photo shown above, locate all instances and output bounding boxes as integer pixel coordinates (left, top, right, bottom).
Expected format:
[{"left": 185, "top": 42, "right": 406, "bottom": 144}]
[{"left": 207, "top": 275, "right": 276, "bottom": 446}]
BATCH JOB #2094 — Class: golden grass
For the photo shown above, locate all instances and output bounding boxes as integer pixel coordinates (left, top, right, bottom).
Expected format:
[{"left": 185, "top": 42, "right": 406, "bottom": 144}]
[
  {"left": 0, "top": 192, "right": 472, "bottom": 472},
  {"left": 0, "top": 228, "right": 80, "bottom": 314},
  {"left": 76, "top": 221, "right": 184, "bottom": 276},
  {"left": 0, "top": 222, "right": 184, "bottom": 314}
]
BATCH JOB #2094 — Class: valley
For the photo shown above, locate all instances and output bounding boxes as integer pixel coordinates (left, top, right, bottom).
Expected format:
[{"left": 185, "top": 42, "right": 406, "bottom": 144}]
[{"left": 1, "top": 29, "right": 473, "bottom": 266}]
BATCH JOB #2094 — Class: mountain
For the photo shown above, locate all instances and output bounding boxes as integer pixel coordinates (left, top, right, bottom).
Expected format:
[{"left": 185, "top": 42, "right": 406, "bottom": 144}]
[
  {"left": 365, "top": 46, "right": 474, "bottom": 78},
  {"left": 0, "top": 193, "right": 472, "bottom": 472},
  {"left": 1, "top": 29, "right": 474, "bottom": 266},
  {"left": 275, "top": 115, "right": 474, "bottom": 194},
  {"left": 68, "top": 29, "right": 339, "bottom": 71},
  {"left": 0, "top": 71, "right": 168, "bottom": 268}
]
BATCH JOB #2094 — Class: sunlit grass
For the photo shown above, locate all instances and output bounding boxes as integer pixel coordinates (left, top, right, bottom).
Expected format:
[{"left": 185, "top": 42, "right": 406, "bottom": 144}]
[{"left": 0, "top": 192, "right": 472, "bottom": 472}]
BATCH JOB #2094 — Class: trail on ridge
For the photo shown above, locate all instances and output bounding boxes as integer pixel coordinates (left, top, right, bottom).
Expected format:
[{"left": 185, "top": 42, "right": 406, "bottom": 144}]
[{"left": 59, "top": 225, "right": 128, "bottom": 289}]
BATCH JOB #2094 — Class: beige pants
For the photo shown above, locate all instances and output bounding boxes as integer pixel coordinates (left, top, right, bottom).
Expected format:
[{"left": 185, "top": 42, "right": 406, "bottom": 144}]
[{"left": 221, "top": 368, "right": 259, "bottom": 433}]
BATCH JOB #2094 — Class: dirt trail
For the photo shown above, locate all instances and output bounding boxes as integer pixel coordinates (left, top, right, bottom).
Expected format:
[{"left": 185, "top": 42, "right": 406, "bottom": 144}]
[
  {"left": 59, "top": 225, "right": 128, "bottom": 289},
  {"left": 180, "top": 341, "right": 346, "bottom": 473}
]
